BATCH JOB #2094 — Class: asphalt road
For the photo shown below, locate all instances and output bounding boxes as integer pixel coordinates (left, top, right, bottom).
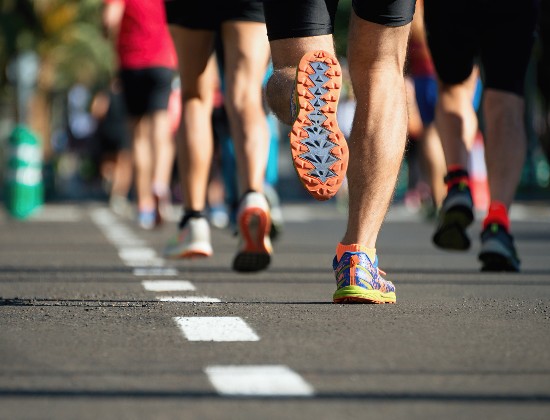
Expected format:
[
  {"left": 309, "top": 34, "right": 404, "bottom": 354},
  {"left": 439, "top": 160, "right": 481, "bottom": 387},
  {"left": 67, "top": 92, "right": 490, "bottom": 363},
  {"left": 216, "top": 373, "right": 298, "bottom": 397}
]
[{"left": 1, "top": 201, "right": 549, "bottom": 420}]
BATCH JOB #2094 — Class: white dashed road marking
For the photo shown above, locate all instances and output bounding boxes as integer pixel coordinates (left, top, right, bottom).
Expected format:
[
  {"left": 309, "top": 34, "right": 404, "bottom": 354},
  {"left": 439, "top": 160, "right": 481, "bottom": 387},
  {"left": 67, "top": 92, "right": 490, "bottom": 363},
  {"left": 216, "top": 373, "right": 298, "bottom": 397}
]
[
  {"left": 133, "top": 267, "right": 178, "bottom": 276},
  {"left": 118, "top": 247, "right": 158, "bottom": 261},
  {"left": 205, "top": 365, "right": 315, "bottom": 397},
  {"left": 142, "top": 280, "right": 196, "bottom": 292},
  {"left": 174, "top": 317, "right": 259, "bottom": 342},
  {"left": 158, "top": 296, "right": 221, "bottom": 303},
  {"left": 91, "top": 207, "right": 315, "bottom": 397}
]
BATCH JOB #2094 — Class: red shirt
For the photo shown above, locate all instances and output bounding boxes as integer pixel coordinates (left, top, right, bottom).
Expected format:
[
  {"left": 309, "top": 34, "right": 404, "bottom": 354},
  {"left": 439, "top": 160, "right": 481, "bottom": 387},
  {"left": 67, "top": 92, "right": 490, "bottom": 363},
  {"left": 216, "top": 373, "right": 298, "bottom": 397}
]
[{"left": 107, "top": 0, "right": 176, "bottom": 70}]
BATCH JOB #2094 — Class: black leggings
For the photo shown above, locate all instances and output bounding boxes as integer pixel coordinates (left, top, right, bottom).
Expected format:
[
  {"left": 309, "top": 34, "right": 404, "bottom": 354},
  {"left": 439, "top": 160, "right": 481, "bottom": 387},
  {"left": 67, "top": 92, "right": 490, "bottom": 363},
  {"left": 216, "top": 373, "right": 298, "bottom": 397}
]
[
  {"left": 263, "top": 0, "right": 416, "bottom": 41},
  {"left": 165, "top": 0, "right": 265, "bottom": 30},
  {"left": 424, "top": 0, "right": 539, "bottom": 96}
]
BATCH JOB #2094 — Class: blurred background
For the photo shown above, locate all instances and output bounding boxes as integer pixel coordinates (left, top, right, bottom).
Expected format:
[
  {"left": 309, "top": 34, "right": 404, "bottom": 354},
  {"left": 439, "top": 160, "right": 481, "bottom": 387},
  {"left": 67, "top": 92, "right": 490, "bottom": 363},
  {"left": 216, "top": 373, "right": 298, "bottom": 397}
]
[{"left": 0, "top": 0, "right": 548, "bottom": 219}]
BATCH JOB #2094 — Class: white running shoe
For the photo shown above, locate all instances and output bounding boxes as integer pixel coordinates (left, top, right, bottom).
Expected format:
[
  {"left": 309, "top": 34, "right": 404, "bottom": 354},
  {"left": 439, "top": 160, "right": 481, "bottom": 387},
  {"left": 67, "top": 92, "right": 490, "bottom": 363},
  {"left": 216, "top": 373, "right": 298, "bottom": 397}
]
[
  {"left": 163, "top": 216, "right": 213, "bottom": 259},
  {"left": 232, "top": 192, "right": 273, "bottom": 272}
]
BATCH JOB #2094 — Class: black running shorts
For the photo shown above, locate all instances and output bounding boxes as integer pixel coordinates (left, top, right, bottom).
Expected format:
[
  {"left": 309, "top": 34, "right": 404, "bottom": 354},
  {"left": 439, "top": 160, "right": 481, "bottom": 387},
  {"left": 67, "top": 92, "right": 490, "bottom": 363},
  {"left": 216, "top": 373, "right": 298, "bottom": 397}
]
[
  {"left": 424, "top": 0, "right": 539, "bottom": 96},
  {"left": 119, "top": 67, "right": 174, "bottom": 117},
  {"left": 165, "top": 0, "right": 265, "bottom": 30},
  {"left": 263, "top": 0, "right": 416, "bottom": 41}
]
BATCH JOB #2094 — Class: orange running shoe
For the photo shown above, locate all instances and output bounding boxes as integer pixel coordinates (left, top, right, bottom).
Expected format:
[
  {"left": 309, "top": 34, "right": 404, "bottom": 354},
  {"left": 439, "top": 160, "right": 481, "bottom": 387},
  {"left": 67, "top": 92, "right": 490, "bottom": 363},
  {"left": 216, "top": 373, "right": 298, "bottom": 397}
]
[
  {"left": 290, "top": 50, "right": 349, "bottom": 201},
  {"left": 232, "top": 191, "right": 273, "bottom": 272}
]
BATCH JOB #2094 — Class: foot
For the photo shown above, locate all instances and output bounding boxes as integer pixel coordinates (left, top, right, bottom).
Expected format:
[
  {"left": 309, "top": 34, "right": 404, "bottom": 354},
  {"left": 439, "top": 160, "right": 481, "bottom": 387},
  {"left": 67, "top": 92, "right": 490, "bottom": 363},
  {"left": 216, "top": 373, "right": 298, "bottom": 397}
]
[
  {"left": 232, "top": 192, "right": 272, "bottom": 272},
  {"left": 478, "top": 223, "right": 520, "bottom": 272},
  {"left": 138, "top": 210, "right": 157, "bottom": 230},
  {"left": 163, "top": 214, "right": 213, "bottom": 259},
  {"left": 432, "top": 183, "right": 474, "bottom": 250},
  {"left": 290, "top": 50, "right": 348, "bottom": 201},
  {"left": 333, "top": 249, "right": 396, "bottom": 304}
]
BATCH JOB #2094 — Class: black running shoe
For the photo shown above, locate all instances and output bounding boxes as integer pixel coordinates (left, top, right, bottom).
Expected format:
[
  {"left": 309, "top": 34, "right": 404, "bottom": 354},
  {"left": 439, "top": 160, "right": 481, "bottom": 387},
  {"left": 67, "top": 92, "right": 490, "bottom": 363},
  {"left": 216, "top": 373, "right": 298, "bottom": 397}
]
[
  {"left": 478, "top": 223, "right": 520, "bottom": 272},
  {"left": 432, "top": 182, "right": 474, "bottom": 250}
]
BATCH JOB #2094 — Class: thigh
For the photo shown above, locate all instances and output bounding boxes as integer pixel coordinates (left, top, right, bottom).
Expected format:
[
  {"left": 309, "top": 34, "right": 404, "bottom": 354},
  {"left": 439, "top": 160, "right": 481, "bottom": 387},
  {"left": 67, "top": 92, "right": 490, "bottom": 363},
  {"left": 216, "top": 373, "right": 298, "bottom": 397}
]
[
  {"left": 165, "top": 0, "right": 221, "bottom": 30},
  {"left": 145, "top": 68, "right": 174, "bottom": 113},
  {"left": 263, "top": 0, "right": 339, "bottom": 41},
  {"left": 223, "top": 0, "right": 265, "bottom": 24},
  {"left": 169, "top": 26, "right": 216, "bottom": 96},
  {"left": 347, "top": 12, "right": 410, "bottom": 75},
  {"left": 221, "top": 21, "right": 270, "bottom": 94},
  {"left": 353, "top": 0, "right": 415, "bottom": 27},
  {"left": 424, "top": 0, "right": 478, "bottom": 85},
  {"left": 119, "top": 69, "right": 148, "bottom": 117},
  {"left": 480, "top": 0, "right": 538, "bottom": 96}
]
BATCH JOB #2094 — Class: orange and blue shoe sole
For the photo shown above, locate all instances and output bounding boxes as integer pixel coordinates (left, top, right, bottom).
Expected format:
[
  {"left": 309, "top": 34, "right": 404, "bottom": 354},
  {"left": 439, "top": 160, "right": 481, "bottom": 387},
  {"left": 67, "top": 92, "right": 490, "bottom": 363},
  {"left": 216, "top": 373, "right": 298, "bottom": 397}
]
[{"left": 290, "top": 50, "right": 349, "bottom": 201}]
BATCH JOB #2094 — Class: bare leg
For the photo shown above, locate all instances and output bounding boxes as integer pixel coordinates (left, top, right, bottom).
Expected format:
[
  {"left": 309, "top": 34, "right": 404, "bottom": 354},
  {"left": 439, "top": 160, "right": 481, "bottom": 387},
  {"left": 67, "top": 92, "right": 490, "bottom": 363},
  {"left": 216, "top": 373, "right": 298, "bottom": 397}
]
[
  {"left": 150, "top": 109, "right": 175, "bottom": 194},
  {"left": 483, "top": 89, "right": 526, "bottom": 208},
  {"left": 420, "top": 123, "right": 446, "bottom": 207},
  {"left": 435, "top": 69, "right": 479, "bottom": 168},
  {"left": 342, "top": 15, "right": 411, "bottom": 248},
  {"left": 131, "top": 116, "right": 154, "bottom": 210},
  {"left": 169, "top": 26, "right": 216, "bottom": 211},
  {"left": 221, "top": 21, "right": 270, "bottom": 194},
  {"left": 111, "top": 148, "right": 133, "bottom": 198}
]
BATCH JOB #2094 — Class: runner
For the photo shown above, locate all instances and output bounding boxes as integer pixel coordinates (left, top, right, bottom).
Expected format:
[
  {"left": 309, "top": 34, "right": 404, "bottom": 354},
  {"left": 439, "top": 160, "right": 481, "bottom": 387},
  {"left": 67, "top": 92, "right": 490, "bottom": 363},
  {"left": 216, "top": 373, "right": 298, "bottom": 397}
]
[
  {"left": 263, "top": 0, "right": 416, "bottom": 303},
  {"left": 163, "top": 0, "right": 273, "bottom": 272},
  {"left": 425, "top": 0, "right": 540, "bottom": 271},
  {"left": 103, "top": 0, "right": 177, "bottom": 229}
]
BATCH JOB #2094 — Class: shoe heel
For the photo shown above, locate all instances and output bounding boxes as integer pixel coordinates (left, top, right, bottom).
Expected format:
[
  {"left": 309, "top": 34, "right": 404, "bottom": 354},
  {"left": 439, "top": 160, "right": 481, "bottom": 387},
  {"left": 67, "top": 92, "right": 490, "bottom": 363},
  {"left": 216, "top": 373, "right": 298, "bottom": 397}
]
[
  {"left": 239, "top": 207, "right": 270, "bottom": 253},
  {"left": 233, "top": 207, "right": 272, "bottom": 272}
]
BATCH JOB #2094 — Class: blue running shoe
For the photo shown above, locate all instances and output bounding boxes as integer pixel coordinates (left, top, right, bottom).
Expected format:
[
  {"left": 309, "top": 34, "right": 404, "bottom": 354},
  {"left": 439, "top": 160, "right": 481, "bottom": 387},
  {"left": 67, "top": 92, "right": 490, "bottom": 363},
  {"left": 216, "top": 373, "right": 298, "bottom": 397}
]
[{"left": 333, "top": 246, "right": 396, "bottom": 304}]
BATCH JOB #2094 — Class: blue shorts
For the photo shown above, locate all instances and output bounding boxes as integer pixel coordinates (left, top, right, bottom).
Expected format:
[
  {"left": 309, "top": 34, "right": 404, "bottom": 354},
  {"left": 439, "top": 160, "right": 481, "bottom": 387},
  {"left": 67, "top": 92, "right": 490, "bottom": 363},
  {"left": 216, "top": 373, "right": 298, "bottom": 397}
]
[
  {"left": 413, "top": 76, "right": 438, "bottom": 125},
  {"left": 414, "top": 75, "right": 483, "bottom": 125}
]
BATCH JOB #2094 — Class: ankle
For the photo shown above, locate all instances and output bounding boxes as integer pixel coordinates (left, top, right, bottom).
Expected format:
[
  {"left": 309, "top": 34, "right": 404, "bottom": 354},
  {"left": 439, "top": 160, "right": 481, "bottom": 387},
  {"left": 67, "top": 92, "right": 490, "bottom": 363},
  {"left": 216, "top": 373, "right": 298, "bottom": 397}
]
[
  {"left": 483, "top": 201, "right": 510, "bottom": 232},
  {"left": 336, "top": 243, "right": 376, "bottom": 263},
  {"left": 445, "top": 165, "right": 470, "bottom": 192}
]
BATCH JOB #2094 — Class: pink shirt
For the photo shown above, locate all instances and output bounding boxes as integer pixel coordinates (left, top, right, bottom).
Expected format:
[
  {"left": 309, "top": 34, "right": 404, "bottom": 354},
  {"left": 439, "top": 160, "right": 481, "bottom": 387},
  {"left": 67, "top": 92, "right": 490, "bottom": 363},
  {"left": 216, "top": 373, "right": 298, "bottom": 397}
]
[{"left": 107, "top": 0, "right": 176, "bottom": 70}]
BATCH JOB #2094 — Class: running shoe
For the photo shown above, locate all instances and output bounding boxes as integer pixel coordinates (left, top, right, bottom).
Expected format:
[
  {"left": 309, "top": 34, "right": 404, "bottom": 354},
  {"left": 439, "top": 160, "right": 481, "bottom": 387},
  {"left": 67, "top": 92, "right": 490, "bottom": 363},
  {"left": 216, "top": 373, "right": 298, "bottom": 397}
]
[
  {"left": 290, "top": 50, "right": 349, "bottom": 201},
  {"left": 163, "top": 215, "right": 213, "bottom": 259},
  {"left": 109, "top": 194, "right": 134, "bottom": 219},
  {"left": 232, "top": 191, "right": 272, "bottom": 272},
  {"left": 333, "top": 250, "right": 396, "bottom": 304},
  {"left": 264, "top": 183, "right": 284, "bottom": 241},
  {"left": 478, "top": 223, "right": 520, "bottom": 272},
  {"left": 432, "top": 182, "right": 474, "bottom": 250},
  {"left": 138, "top": 210, "right": 157, "bottom": 230}
]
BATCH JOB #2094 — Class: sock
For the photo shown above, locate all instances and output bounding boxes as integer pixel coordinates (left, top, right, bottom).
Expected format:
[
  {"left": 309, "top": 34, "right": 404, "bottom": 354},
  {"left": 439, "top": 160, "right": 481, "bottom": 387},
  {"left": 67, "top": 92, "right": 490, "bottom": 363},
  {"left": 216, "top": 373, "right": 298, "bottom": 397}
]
[
  {"left": 483, "top": 201, "right": 510, "bottom": 232},
  {"left": 336, "top": 243, "right": 376, "bottom": 263},
  {"left": 445, "top": 165, "right": 470, "bottom": 192},
  {"left": 179, "top": 209, "right": 206, "bottom": 229}
]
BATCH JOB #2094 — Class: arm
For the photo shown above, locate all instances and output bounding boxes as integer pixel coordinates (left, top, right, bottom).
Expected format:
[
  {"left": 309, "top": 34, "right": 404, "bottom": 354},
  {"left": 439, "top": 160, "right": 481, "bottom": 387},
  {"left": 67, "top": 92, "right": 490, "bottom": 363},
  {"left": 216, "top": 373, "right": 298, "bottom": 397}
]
[{"left": 102, "top": 0, "right": 125, "bottom": 42}]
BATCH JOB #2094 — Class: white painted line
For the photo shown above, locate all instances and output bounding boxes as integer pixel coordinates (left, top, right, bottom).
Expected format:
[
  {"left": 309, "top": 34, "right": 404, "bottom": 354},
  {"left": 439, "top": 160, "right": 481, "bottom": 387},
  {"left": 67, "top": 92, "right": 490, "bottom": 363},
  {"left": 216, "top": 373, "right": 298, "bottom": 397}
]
[
  {"left": 173, "top": 317, "right": 259, "bottom": 342},
  {"left": 158, "top": 296, "right": 220, "bottom": 303},
  {"left": 28, "top": 205, "right": 83, "bottom": 222},
  {"left": 123, "top": 258, "right": 166, "bottom": 267},
  {"left": 133, "top": 267, "right": 178, "bottom": 276},
  {"left": 142, "top": 280, "right": 196, "bottom": 292},
  {"left": 205, "top": 365, "right": 314, "bottom": 397},
  {"left": 119, "top": 248, "right": 157, "bottom": 261},
  {"left": 109, "top": 239, "right": 148, "bottom": 247}
]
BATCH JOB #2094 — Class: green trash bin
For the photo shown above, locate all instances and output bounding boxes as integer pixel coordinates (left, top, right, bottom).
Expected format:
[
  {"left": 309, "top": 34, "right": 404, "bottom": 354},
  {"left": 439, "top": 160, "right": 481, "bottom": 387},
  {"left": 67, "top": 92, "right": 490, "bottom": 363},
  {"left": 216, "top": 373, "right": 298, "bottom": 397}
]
[{"left": 4, "top": 125, "right": 44, "bottom": 219}]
